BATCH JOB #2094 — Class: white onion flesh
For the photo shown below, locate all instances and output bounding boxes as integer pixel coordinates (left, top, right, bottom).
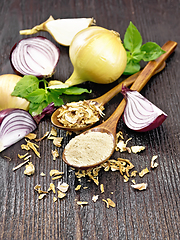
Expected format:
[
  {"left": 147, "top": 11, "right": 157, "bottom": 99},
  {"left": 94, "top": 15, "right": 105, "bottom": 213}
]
[
  {"left": 10, "top": 36, "right": 60, "bottom": 77},
  {"left": 0, "top": 109, "right": 37, "bottom": 152},
  {"left": 122, "top": 87, "right": 167, "bottom": 132}
]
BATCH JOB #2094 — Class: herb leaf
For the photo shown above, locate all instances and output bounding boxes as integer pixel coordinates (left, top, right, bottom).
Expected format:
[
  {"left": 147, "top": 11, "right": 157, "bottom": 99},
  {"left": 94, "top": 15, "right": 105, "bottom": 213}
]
[
  {"left": 124, "top": 21, "right": 142, "bottom": 51},
  {"left": 123, "top": 22, "right": 165, "bottom": 75},
  {"left": 11, "top": 75, "right": 39, "bottom": 98},
  {"left": 29, "top": 101, "right": 48, "bottom": 116},
  {"left": 63, "top": 87, "right": 91, "bottom": 95},
  {"left": 48, "top": 90, "right": 64, "bottom": 106},
  {"left": 123, "top": 60, "right": 141, "bottom": 75},
  {"left": 141, "top": 42, "right": 166, "bottom": 61},
  {"left": 11, "top": 75, "right": 91, "bottom": 116},
  {"left": 26, "top": 89, "right": 47, "bottom": 103}
]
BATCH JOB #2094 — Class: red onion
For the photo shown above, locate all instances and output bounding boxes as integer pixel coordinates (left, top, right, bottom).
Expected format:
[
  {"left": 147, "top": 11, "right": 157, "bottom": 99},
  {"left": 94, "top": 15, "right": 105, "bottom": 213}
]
[
  {"left": 10, "top": 36, "right": 60, "bottom": 78},
  {"left": 121, "top": 86, "right": 167, "bottom": 132},
  {"left": 0, "top": 109, "right": 37, "bottom": 152}
]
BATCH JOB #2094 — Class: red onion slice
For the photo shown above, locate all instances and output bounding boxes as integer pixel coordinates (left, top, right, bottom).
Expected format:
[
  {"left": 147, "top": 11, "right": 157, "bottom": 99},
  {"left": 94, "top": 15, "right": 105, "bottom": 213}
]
[
  {"left": 10, "top": 36, "right": 60, "bottom": 78},
  {"left": 0, "top": 109, "right": 37, "bottom": 152},
  {"left": 121, "top": 86, "right": 167, "bottom": 132}
]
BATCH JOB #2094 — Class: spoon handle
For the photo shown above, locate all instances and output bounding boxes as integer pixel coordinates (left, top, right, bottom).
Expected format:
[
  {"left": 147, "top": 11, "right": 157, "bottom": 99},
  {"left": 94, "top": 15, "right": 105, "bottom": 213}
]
[
  {"left": 100, "top": 40, "right": 177, "bottom": 134},
  {"left": 95, "top": 62, "right": 165, "bottom": 106},
  {"left": 131, "top": 41, "right": 177, "bottom": 91}
]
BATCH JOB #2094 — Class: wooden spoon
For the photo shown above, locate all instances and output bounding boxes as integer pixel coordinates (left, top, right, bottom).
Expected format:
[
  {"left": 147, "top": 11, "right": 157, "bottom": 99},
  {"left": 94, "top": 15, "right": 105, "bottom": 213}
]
[
  {"left": 62, "top": 40, "right": 177, "bottom": 169},
  {"left": 51, "top": 62, "right": 166, "bottom": 131}
]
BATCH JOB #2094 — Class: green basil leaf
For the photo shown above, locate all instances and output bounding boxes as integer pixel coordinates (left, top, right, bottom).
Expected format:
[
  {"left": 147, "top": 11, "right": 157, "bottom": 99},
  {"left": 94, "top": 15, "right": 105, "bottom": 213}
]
[
  {"left": 123, "top": 60, "right": 141, "bottom": 75},
  {"left": 26, "top": 89, "right": 47, "bottom": 103},
  {"left": 63, "top": 87, "right": 91, "bottom": 95},
  {"left": 28, "top": 101, "right": 49, "bottom": 116},
  {"left": 11, "top": 75, "right": 39, "bottom": 98},
  {"left": 141, "top": 42, "right": 166, "bottom": 61},
  {"left": 124, "top": 21, "right": 142, "bottom": 52},
  {"left": 132, "top": 50, "right": 145, "bottom": 63},
  {"left": 48, "top": 90, "right": 64, "bottom": 106}
]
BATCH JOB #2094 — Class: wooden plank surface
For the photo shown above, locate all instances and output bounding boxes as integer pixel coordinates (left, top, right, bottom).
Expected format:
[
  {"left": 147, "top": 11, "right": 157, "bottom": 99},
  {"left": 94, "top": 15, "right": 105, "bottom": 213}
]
[{"left": 0, "top": 0, "right": 180, "bottom": 239}]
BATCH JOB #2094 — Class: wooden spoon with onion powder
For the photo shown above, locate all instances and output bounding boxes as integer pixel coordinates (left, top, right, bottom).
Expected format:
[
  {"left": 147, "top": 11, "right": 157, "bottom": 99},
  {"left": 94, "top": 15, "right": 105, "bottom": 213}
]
[{"left": 63, "top": 41, "right": 177, "bottom": 169}]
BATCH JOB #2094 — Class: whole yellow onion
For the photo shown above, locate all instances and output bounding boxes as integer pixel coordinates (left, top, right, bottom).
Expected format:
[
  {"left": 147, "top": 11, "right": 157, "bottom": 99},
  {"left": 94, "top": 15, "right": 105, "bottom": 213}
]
[
  {"left": 65, "top": 26, "right": 127, "bottom": 86},
  {"left": 0, "top": 74, "right": 29, "bottom": 111}
]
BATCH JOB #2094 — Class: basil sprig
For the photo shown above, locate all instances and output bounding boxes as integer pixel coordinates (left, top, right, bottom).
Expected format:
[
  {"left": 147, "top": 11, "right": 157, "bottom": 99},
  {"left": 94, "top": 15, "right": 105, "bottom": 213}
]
[
  {"left": 123, "top": 22, "right": 166, "bottom": 75},
  {"left": 11, "top": 75, "right": 91, "bottom": 116}
]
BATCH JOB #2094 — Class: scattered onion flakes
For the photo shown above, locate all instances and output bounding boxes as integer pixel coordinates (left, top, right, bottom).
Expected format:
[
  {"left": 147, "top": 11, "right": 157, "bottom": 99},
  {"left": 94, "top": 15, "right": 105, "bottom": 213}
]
[
  {"left": 102, "top": 198, "right": 116, "bottom": 208},
  {"left": 131, "top": 179, "right": 136, "bottom": 184},
  {"left": 52, "top": 149, "right": 59, "bottom": 160},
  {"left": 92, "top": 195, "right": 99, "bottom": 202},
  {"left": 48, "top": 183, "right": 56, "bottom": 193},
  {"left": 25, "top": 133, "right": 37, "bottom": 140},
  {"left": 100, "top": 184, "right": 104, "bottom": 193},
  {"left": 24, "top": 162, "right": 35, "bottom": 176},
  {"left": 3, "top": 156, "right": 12, "bottom": 161},
  {"left": 34, "top": 185, "right": 48, "bottom": 195},
  {"left": 52, "top": 175, "right": 62, "bottom": 180},
  {"left": 58, "top": 190, "right": 66, "bottom": 199},
  {"left": 53, "top": 197, "right": 58, "bottom": 202},
  {"left": 151, "top": 155, "right": 159, "bottom": 168},
  {"left": 18, "top": 152, "right": 29, "bottom": 159},
  {"left": 49, "top": 127, "right": 57, "bottom": 137},
  {"left": 139, "top": 168, "right": 149, "bottom": 177},
  {"left": 35, "top": 131, "right": 49, "bottom": 142},
  {"left": 52, "top": 137, "right": 63, "bottom": 147},
  {"left": 131, "top": 171, "right": 138, "bottom": 177},
  {"left": 75, "top": 185, "right": 81, "bottom": 191},
  {"left": 13, "top": 159, "right": 30, "bottom": 171},
  {"left": 131, "top": 183, "right": 148, "bottom": 191},
  {"left": 123, "top": 175, "right": 129, "bottom": 182},
  {"left": 40, "top": 172, "right": 46, "bottom": 177},
  {"left": 22, "top": 139, "right": 40, "bottom": 158},
  {"left": 57, "top": 182, "right": 69, "bottom": 192},
  {"left": 50, "top": 169, "right": 64, "bottom": 176},
  {"left": 77, "top": 201, "right": 88, "bottom": 206},
  {"left": 131, "top": 146, "right": 145, "bottom": 154},
  {"left": 38, "top": 194, "right": 47, "bottom": 200}
]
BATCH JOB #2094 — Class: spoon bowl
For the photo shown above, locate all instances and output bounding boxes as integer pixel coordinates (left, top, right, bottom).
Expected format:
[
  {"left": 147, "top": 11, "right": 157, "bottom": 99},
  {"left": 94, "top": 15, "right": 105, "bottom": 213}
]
[
  {"left": 62, "top": 41, "right": 177, "bottom": 169},
  {"left": 51, "top": 62, "right": 166, "bottom": 131}
]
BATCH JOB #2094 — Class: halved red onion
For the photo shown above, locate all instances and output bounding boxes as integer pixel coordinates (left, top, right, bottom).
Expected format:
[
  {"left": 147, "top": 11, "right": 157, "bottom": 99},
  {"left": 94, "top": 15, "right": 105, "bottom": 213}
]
[
  {"left": 10, "top": 36, "right": 60, "bottom": 78},
  {"left": 0, "top": 109, "right": 37, "bottom": 152},
  {"left": 121, "top": 86, "right": 167, "bottom": 132}
]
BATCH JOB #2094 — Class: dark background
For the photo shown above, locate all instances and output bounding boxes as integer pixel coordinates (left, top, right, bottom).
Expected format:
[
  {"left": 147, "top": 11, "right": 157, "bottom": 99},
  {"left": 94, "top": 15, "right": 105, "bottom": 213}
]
[{"left": 0, "top": 0, "right": 180, "bottom": 239}]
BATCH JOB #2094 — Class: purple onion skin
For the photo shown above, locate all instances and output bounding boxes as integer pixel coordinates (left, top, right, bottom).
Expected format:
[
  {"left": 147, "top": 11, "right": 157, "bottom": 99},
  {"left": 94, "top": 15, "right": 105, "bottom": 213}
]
[
  {"left": 10, "top": 42, "right": 21, "bottom": 76},
  {"left": 0, "top": 108, "right": 23, "bottom": 124},
  {"left": 10, "top": 36, "right": 60, "bottom": 78},
  {"left": 0, "top": 108, "right": 37, "bottom": 128},
  {"left": 123, "top": 114, "right": 167, "bottom": 132},
  {"left": 121, "top": 85, "right": 168, "bottom": 132},
  {"left": 0, "top": 108, "right": 37, "bottom": 152}
]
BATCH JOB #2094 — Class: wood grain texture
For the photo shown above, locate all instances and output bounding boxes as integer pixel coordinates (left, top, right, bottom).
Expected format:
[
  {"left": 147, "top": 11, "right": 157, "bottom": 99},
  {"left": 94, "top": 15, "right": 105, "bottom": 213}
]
[{"left": 0, "top": 0, "right": 180, "bottom": 239}]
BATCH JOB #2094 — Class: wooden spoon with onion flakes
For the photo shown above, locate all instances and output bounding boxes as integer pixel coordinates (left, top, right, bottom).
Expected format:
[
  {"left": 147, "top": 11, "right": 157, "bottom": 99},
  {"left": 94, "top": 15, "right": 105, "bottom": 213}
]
[
  {"left": 52, "top": 62, "right": 166, "bottom": 131},
  {"left": 62, "top": 41, "right": 177, "bottom": 169}
]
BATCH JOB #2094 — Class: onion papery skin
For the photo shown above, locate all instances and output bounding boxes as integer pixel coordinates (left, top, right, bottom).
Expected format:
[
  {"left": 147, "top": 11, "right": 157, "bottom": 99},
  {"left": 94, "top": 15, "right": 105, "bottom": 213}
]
[
  {"left": 0, "top": 74, "right": 30, "bottom": 111},
  {"left": 122, "top": 87, "right": 167, "bottom": 132},
  {"left": 10, "top": 36, "right": 60, "bottom": 78},
  {"left": 0, "top": 108, "right": 37, "bottom": 152},
  {"left": 65, "top": 26, "right": 127, "bottom": 86}
]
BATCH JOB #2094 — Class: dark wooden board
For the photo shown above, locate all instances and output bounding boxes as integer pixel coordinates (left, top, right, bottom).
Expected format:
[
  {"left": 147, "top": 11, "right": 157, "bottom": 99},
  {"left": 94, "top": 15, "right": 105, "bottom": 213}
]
[{"left": 0, "top": 0, "right": 180, "bottom": 239}]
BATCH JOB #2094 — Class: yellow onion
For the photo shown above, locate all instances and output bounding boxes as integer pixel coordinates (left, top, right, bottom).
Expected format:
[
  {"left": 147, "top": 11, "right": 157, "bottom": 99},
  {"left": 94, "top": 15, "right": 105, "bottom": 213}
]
[
  {"left": 49, "top": 26, "right": 127, "bottom": 87},
  {"left": 0, "top": 74, "right": 29, "bottom": 111},
  {"left": 20, "top": 16, "right": 95, "bottom": 46}
]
